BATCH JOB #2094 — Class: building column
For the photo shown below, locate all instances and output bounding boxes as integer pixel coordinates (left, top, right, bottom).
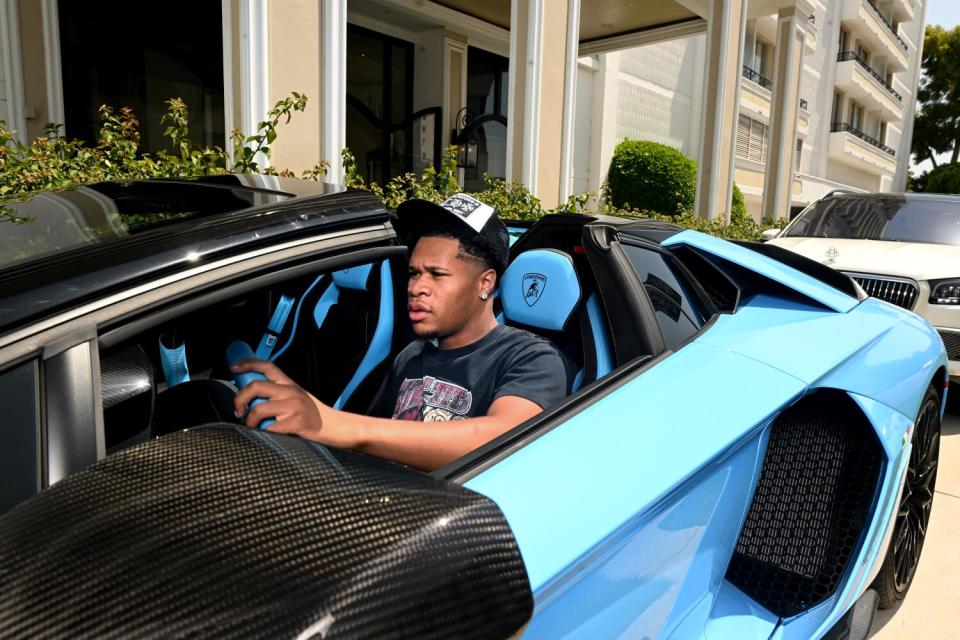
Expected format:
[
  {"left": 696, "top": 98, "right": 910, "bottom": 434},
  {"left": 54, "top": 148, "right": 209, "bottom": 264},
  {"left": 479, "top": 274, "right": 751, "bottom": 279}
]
[
  {"left": 894, "top": 0, "right": 928, "bottom": 189},
  {"left": 694, "top": 0, "right": 748, "bottom": 221},
  {"left": 319, "top": 0, "right": 347, "bottom": 183},
  {"left": 506, "top": 0, "right": 579, "bottom": 209},
  {"left": 762, "top": 7, "right": 806, "bottom": 220}
]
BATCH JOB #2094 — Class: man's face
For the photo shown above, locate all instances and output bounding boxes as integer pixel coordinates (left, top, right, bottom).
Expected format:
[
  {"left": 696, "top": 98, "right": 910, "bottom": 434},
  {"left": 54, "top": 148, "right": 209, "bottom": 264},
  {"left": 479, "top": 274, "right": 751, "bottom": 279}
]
[{"left": 407, "top": 236, "right": 489, "bottom": 339}]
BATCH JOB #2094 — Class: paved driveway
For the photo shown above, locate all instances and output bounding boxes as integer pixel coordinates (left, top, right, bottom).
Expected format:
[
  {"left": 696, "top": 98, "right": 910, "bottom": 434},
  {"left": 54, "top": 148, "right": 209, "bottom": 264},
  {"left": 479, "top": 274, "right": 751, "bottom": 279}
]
[{"left": 871, "top": 409, "right": 960, "bottom": 638}]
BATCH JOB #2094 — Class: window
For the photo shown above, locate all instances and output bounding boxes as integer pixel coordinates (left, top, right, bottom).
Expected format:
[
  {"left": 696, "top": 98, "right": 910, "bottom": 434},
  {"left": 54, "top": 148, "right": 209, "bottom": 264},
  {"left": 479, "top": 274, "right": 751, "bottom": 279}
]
[
  {"left": 832, "top": 92, "right": 842, "bottom": 123},
  {"left": 850, "top": 102, "right": 864, "bottom": 130},
  {"left": 879, "top": 122, "right": 888, "bottom": 145},
  {"left": 839, "top": 27, "right": 849, "bottom": 52},
  {"left": 621, "top": 243, "right": 703, "bottom": 349},
  {"left": 754, "top": 40, "right": 772, "bottom": 78},
  {"left": 795, "top": 138, "right": 803, "bottom": 172},
  {"left": 463, "top": 47, "right": 509, "bottom": 191},
  {"left": 736, "top": 114, "right": 769, "bottom": 164},
  {"left": 0, "top": 360, "right": 40, "bottom": 514},
  {"left": 58, "top": 1, "right": 225, "bottom": 153},
  {"left": 855, "top": 42, "right": 870, "bottom": 64},
  {"left": 345, "top": 25, "right": 415, "bottom": 185}
]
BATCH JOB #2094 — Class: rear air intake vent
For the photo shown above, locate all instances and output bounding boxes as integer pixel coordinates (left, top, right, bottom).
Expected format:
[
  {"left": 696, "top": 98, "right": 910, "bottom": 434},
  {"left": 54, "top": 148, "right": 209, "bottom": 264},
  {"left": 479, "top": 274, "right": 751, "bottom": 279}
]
[{"left": 726, "top": 390, "right": 883, "bottom": 617}]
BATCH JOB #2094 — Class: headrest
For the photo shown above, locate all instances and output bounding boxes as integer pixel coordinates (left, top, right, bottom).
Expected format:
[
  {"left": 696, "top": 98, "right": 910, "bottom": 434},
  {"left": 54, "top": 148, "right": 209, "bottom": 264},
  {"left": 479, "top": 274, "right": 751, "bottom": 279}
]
[
  {"left": 501, "top": 249, "right": 581, "bottom": 332},
  {"left": 332, "top": 263, "right": 374, "bottom": 291}
]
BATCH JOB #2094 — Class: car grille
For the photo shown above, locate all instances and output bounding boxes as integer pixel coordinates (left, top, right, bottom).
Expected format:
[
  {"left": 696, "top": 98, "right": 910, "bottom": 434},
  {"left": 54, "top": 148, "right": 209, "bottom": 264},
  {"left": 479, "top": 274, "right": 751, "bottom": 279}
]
[
  {"left": 938, "top": 329, "right": 960, "bottom": 361},
  {"left": 844, "top": 273, "right": 919, "bottom": 310}
]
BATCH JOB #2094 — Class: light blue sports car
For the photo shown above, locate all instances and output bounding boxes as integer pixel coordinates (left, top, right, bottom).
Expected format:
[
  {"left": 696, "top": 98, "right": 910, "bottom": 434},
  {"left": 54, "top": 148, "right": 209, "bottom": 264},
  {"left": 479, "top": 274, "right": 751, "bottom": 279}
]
[{"left": 0, "top": 179, "right": 946, "bottom": 639}]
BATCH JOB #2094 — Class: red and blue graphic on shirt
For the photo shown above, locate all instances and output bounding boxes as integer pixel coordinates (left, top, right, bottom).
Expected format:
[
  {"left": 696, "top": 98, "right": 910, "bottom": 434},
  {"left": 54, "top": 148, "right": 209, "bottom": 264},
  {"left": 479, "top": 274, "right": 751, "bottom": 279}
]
[{"left": 392, "top": 375, "right": 473, "bottom": 422}]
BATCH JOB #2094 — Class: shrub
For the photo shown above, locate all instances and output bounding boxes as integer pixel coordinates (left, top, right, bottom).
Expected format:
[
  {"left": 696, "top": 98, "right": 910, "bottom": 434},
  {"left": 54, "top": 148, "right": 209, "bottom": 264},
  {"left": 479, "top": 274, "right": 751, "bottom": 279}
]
[
  {"left": 730, "top": 183, "right": 749, "bottom": 224},
  {"left": 925, "top": 162, "right": 960, "bottom": 194},
  {"left": 607, "top": 139, "right": 696, "bottom": 215}
]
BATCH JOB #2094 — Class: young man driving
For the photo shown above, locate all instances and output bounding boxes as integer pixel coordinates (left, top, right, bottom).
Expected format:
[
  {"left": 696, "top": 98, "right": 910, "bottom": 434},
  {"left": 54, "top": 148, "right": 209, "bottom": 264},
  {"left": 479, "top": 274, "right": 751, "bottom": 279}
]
[{"left": 231, "top": 193, "right": 567, "bottom": 471}]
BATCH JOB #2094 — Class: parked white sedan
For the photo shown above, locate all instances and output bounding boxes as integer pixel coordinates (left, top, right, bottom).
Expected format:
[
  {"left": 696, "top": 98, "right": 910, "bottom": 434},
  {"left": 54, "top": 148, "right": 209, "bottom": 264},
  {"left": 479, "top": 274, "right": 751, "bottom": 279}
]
[{"left": 764, "top": 191, "right": 960, "bottom": 382}]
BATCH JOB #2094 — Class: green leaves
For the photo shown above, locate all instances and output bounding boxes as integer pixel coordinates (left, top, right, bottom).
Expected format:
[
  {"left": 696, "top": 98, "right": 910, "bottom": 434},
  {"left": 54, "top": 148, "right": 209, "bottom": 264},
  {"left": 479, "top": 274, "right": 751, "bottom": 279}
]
[{"left": 912, "top": 24, "right": 960, "bottom": 168}]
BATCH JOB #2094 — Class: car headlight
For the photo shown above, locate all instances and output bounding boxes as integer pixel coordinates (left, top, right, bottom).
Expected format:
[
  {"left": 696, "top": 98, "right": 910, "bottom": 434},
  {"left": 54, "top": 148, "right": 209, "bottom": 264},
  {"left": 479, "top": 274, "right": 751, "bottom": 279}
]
[{"left": 929, "top": 279, "right": 960, "bottom": 305}]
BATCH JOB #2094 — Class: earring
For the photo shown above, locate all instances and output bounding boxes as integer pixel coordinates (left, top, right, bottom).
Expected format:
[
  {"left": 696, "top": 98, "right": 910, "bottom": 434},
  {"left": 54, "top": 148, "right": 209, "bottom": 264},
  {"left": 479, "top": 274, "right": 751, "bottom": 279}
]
[{"left": 480, "top": 292, "right": 489, "bottom": 300}]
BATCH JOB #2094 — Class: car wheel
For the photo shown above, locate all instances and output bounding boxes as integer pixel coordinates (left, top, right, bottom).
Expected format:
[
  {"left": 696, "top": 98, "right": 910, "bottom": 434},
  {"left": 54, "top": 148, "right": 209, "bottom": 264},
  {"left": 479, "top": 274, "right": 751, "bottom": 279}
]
[{"left": 872, "top": 384, "right": 941, "bottom": 609}]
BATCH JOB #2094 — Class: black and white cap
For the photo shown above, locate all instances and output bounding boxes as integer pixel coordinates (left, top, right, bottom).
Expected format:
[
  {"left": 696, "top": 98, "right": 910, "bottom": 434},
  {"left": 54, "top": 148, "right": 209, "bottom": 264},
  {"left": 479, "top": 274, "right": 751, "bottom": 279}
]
[{"left": 395, "top": 193, "right": 510, "bottom": 274}]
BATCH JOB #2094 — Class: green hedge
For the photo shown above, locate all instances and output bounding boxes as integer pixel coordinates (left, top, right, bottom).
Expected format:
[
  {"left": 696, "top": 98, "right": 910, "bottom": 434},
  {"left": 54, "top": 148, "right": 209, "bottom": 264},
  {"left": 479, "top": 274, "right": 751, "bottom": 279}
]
[{"left": 0, "top": 94, "right": 785, "bottom": 241}]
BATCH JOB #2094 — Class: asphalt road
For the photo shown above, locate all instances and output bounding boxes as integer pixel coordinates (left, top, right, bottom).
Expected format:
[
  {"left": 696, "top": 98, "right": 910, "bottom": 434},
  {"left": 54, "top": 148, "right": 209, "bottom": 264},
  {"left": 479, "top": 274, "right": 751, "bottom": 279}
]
[{"left": 871, "top": 409, "right": 960, "bottom": 639}]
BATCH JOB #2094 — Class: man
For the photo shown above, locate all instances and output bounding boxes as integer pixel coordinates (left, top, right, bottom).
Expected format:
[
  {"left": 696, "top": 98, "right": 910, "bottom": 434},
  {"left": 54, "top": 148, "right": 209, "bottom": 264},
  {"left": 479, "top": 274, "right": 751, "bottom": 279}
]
[{"left": 231, "top": 193, "right": 568, "bottom": 471}]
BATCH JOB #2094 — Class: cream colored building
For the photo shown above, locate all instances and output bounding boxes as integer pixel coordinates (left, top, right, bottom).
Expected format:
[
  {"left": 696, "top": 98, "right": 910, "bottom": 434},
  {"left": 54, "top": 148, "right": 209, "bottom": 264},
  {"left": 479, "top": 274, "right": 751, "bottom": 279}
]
[
  {"left": 574, "top": 0, "right": 927, "bottom": 219},
  {"left": 0, "top": 0, "right": 923, "bottom": 219}
]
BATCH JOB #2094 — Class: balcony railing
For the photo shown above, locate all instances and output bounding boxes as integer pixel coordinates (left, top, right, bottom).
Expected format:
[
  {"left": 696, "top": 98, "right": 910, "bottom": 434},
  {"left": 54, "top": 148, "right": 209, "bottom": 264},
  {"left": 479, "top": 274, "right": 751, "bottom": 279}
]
[
  {"left": 831, "top": 122, "right": 896, "bottom": 156},
  {"left": 742, "top": 65, "right": 773, "bottom": 89},
  {"left": 864, "top": 0, "right": 908, "bottom": 51},
  {"left": 837, "top": 51, "right": 903, "bottom": 102},
  {"left": 800, "top": 98, "right": 808, "bottom": 110}
]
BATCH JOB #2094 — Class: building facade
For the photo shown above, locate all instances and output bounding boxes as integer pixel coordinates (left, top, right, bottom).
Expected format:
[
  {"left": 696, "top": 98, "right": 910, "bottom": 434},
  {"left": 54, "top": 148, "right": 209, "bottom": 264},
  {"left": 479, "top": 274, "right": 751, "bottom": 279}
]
[
  {"left": 0, "top": 0, "right": 926, "bottom": 219},
  {"left": 574, "top": 0, "right": 927, "bottom": 219}
]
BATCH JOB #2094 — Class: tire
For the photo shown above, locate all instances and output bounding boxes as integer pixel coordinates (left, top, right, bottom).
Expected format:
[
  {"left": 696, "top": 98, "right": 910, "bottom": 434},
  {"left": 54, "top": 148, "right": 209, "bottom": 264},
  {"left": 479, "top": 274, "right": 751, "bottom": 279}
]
[{"left": 872, "top": 384, "right": 941, "bottom": 609}]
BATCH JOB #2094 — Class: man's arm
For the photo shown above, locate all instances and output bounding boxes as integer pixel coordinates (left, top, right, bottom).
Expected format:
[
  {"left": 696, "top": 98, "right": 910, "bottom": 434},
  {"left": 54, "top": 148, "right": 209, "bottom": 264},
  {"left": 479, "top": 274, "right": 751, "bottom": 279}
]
[{"left": 231, "top": 360, "right": 542, "bottom": 471}]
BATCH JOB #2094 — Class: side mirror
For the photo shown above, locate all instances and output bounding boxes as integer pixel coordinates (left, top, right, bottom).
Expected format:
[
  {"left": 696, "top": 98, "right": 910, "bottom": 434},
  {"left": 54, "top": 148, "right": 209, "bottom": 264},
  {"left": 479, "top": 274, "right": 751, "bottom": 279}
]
[{"left": 760, "top": 228, "right": 780, "bottom": 242}]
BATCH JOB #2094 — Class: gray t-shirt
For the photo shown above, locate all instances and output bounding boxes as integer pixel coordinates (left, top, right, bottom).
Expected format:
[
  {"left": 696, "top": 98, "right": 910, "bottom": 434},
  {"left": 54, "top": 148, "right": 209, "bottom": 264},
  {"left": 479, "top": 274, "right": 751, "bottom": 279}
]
[{"left": 372, "top": 324, "right": 567, "bottom": 421}]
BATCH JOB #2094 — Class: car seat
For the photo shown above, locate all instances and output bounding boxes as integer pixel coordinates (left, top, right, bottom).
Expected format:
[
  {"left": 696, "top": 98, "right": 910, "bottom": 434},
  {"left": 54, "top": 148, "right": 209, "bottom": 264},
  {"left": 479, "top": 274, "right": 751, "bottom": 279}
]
[{"left": 499, "top": 249, "right": 613, "bottom": 392}]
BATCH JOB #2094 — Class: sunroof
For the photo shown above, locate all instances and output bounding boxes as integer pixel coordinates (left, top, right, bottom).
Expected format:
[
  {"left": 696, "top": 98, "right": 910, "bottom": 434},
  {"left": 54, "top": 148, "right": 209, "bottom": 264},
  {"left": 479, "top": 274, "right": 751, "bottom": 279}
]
[{"left": 0, "top": 180, "right": 292, "bottom": 268}]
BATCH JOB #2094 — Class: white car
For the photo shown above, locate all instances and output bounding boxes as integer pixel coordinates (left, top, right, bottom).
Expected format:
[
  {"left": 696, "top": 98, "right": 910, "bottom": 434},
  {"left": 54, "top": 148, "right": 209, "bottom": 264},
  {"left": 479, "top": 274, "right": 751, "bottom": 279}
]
[{"left": 764, "top": 191, "right": 960, "bottom": 383}]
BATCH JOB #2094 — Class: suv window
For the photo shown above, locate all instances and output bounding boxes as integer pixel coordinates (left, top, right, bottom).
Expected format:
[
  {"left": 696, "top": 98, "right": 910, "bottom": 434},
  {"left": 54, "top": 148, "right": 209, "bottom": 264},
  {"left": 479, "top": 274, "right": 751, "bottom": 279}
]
[
  {"left": 622, "top": 243, "right": 703, "bottom": 349},
  {"left": 0, "top": 360, "right": 40, "bottom": 513},
  {"left": 784, "top": 195, "right": 960, "bottom": 245}
]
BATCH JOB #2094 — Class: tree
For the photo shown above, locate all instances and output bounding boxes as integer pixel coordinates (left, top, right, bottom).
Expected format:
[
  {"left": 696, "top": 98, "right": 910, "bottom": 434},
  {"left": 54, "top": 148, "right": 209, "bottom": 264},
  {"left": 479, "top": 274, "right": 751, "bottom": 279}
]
[{"left": 912, "top": 25, "right": 960, "bottom": 167}]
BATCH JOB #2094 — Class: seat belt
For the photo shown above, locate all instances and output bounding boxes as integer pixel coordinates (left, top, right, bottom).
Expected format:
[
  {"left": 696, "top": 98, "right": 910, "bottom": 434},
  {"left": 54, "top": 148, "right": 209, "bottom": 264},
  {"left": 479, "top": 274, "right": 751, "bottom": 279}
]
[{"left": 255, "top": 295, "right": 296, "bottom": 360}]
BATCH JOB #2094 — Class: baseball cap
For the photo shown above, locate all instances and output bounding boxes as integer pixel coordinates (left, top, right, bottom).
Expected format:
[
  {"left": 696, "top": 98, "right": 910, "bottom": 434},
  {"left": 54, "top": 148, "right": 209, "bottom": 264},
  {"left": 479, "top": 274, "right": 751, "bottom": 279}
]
[{"left": 394, "top": 193, "right": 510, "bottom": 274}]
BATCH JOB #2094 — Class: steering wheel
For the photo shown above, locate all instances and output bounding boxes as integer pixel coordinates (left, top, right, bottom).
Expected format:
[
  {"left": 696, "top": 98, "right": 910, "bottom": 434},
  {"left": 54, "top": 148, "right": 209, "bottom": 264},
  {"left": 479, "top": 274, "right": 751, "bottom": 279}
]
[{"left": 226, "top": 340, "right": 275, "bottom": 430}]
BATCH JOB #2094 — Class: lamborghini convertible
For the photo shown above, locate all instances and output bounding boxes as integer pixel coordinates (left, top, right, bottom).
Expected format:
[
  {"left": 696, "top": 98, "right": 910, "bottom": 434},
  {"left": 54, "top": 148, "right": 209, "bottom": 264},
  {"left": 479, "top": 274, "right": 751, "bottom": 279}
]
[{"left": 0, "top": 176, "right": 947, "bottom": 639}]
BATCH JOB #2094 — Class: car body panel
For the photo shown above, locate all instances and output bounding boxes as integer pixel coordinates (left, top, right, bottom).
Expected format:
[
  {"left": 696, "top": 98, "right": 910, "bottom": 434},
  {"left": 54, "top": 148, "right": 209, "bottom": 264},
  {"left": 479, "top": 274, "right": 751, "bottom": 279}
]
[
  {"left": 696, "top": 294, "right": 944, "bottom": 420},
  {"left": 465, "top": 340, "right": 806, "bottom": 625}
]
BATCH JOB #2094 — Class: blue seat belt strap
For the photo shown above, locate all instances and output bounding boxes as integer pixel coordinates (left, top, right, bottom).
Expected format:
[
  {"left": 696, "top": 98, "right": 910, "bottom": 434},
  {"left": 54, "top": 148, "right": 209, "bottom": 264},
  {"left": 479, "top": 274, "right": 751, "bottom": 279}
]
[{"left": 255, "top": 295, "right": 296, "bottom": 360}]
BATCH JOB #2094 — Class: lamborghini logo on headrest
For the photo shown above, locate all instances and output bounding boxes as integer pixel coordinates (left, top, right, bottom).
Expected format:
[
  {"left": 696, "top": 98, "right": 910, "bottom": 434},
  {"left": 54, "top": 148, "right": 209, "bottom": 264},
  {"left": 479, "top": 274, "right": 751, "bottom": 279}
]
[{"left": 522, "top": 273, "right": 547, "bottom": 307}]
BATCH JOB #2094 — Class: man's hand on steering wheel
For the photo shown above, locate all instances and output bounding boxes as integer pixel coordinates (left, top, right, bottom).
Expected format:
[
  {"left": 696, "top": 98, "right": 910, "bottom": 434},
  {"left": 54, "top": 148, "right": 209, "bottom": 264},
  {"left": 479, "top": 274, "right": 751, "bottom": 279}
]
[{"left": 231, "top": 359, "right": 325, "bottom": 439}]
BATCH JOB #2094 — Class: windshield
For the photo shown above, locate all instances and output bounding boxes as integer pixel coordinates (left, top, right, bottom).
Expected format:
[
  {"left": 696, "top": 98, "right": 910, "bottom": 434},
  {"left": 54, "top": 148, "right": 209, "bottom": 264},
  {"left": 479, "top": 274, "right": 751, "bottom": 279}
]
[
  {"left": 0, "top": 181, "right": 292, "bottom": 267},
  {"left": 784, "top": 196, "right": 960, "bottom": 245}
]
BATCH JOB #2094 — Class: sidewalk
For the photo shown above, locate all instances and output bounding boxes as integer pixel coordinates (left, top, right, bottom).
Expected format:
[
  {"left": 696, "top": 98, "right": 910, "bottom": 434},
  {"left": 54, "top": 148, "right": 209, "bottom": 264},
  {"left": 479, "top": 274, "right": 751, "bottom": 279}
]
[{"left": 871, "top": 410, "right": 960, "bottom": 639}]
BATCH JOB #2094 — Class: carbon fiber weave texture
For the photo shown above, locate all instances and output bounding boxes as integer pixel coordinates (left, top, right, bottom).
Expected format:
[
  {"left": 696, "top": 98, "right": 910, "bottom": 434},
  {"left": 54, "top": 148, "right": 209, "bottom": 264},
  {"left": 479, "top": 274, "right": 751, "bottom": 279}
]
[{"left": 0, "top": 425, "right": 532, "bottom": 639}]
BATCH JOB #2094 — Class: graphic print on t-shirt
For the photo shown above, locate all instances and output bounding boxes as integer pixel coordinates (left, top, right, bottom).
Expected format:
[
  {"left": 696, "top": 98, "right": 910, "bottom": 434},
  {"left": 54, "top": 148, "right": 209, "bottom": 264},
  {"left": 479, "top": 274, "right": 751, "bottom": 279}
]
[{"left": 392, "top": 375, "right": 473, "bottom": 421}]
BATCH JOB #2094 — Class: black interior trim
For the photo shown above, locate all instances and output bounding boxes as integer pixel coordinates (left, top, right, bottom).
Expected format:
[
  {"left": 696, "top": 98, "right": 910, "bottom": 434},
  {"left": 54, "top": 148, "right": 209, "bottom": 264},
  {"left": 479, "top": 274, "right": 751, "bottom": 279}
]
[{"left": 583, "top": 224, "right": 667, "bottom": 364}]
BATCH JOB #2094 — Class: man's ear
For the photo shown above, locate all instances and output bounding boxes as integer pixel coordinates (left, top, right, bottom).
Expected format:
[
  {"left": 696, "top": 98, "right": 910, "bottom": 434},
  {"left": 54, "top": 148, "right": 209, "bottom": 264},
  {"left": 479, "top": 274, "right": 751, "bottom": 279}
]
[{"left": 480, "top": 268, "right": 497, "bottom": 297}]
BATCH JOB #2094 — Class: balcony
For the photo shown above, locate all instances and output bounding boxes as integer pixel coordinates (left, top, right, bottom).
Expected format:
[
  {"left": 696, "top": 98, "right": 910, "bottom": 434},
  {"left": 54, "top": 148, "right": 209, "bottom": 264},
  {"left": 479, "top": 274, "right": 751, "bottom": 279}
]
[
  {"left": 742, "top": 65, "right": 772, "bottom": 90},
  {"left": 828, "top": 122, "right": 897, "bottom": 175},
  {"left": 891, "top": 0, "right": 914, "bottom": 24},
  {"left": 841, "top": 0, "right": 909, "bottom": 72},
  {"left": 835, "top": 51, "right": 904, "bottom": 121}
]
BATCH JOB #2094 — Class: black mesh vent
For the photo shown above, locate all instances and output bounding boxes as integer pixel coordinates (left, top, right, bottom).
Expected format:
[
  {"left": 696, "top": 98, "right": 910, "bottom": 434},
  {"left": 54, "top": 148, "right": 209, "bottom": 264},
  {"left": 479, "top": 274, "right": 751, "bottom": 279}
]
[
  {"left": 845, "top": 273, "right": 918, "bottom": 310},
  {"left": 938, "top": 329, "right": 960, "bottom": 361},
  {"left": 0, "top": 425, "right": 532, "bottom": 639},
  {"left": 726, "top": 392, "right": 883, "bottom": 617}
]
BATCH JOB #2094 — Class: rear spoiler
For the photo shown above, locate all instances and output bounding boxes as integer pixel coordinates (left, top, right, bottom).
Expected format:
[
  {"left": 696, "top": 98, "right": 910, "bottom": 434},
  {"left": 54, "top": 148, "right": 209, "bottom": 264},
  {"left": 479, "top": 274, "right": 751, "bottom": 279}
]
[{"left": 663, "top": 230, "right": 860, "bottom": 313}]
